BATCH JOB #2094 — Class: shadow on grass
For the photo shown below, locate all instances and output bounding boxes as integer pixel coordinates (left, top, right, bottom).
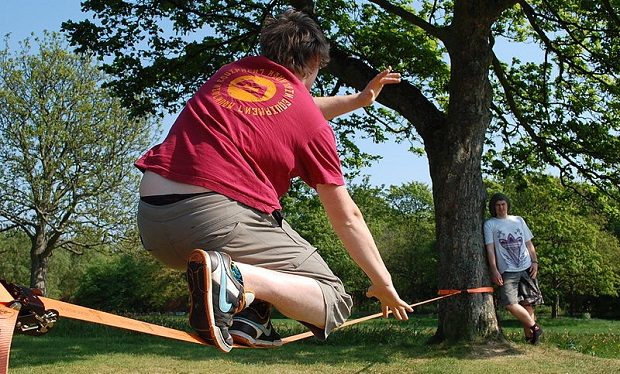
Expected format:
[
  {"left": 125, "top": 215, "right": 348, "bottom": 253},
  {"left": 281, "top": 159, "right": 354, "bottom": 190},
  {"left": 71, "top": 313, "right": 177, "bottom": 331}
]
[{"left": 9, "top": 315, "right": 525, "bottom": 370}]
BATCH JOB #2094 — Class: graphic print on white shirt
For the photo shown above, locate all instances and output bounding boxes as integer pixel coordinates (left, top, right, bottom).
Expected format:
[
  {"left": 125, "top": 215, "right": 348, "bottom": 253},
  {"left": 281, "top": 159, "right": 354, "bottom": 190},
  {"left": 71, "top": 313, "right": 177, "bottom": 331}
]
[{"left": 496, "top": 227, "right": 528, "bottom": 269}]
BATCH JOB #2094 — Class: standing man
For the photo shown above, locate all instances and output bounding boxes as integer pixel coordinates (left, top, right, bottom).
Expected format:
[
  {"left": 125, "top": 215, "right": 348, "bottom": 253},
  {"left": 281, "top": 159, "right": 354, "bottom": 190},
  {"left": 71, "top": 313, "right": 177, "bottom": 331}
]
[
  {"left": 484, "top": 192, "right": 544, "bottom": 344},
  {"left": 136, "top": 9, "right": 412, "bottom": 352}
]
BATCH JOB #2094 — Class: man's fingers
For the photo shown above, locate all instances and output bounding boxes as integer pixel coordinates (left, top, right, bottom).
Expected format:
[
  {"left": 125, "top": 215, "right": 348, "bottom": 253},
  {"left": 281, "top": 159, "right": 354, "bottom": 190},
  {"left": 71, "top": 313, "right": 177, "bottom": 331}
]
[
  {"left": 391, "top": 306, "right": 410, "bottom": 320},
  {"left": 380, "top": 73, "right": 401, "bottom": 84}
]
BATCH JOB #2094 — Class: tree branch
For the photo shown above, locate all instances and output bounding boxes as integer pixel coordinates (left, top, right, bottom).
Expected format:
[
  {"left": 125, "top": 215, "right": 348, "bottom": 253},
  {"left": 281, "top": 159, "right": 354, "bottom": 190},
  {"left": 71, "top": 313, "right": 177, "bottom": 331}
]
[
  {"left": 327, "top": 46, "right": 445, "bottom": 137},
  {"left": 368, "top": 0, "right": 448, "bottom": 41},
  {"left": 602, "top": 0, "right": 620, "bottom": 28},
  {"left": 518, "top": 0, "right": 613, "bottom": 85},
  {"left": 491, "top": 52, "right": 617, "bottom": 195}
]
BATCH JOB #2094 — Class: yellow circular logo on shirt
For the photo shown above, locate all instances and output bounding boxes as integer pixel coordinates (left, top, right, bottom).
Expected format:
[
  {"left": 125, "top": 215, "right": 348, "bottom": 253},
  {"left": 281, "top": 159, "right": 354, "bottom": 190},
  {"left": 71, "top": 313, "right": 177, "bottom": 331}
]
[
  {"left": 228, "top": 75, "right": 277, "bottom": 102},
  {"left": 211, "top": 67, "right": 295, "bottom": 116}
]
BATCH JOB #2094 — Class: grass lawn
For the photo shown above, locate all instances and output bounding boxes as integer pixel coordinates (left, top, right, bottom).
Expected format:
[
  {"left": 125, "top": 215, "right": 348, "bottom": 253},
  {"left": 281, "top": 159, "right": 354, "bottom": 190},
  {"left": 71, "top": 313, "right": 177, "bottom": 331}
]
[{"left": 7, "top": 313, "right": 620, "bottom": 373}]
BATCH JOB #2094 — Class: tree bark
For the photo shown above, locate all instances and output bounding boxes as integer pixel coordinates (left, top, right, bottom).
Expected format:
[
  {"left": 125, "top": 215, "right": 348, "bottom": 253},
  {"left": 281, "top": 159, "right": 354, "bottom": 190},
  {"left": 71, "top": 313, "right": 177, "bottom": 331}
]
[
  {"left": 427, "top": 2, "right": 501, "bottom": 342},
  {"left": 30, "top": 231, "right": 50, "bottom": 295}
]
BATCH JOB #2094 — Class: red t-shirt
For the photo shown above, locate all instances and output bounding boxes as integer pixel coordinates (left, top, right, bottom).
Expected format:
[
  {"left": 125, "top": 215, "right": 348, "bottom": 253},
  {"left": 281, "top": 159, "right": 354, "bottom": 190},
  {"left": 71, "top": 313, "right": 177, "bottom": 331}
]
[{"left": 135, "top": 56, "right": 345, "bottom": 213}]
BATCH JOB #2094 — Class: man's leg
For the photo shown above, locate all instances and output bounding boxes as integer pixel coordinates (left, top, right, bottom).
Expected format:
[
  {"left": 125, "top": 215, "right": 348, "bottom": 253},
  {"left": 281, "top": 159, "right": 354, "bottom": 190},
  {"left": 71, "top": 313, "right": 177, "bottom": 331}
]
[
  {"left": 235, "top": 262, "right": 326, "bottom": 327},
  {"left": 519, "top": 270, "right": 544, "bottom": 344},
  {"left": 501, "top": 271, "right": 540, "bottom": 342},
  {"left": 521, "top": 303, "right": 535, "bottom": 339},
  {"left": 505, "top": 302, "right": 536, "bottom": 328}
]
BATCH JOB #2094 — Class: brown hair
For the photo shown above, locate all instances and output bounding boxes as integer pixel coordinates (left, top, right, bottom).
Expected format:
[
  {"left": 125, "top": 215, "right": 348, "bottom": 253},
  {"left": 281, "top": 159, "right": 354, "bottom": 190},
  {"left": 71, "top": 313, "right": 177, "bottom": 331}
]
[
  {"left": 488, "top": 192, "right": 511, "bottom": 217},
  {"left": 259, "top": 9, "right": 330, "bottom": 78}
]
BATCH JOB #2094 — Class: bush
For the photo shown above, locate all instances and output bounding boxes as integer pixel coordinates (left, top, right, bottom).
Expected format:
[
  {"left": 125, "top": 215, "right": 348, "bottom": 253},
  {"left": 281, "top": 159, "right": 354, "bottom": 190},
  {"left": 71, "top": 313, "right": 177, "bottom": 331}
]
[{"left": 73, "top": 251, "right": 187, "bottom": 313}]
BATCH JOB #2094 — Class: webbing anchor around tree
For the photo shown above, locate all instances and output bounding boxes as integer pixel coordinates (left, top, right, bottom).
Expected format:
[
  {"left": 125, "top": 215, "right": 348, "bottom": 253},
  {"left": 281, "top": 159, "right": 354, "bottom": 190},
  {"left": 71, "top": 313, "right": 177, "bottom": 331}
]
[{"left": 437, "top": 287, "right": 495, "bottom": 296}]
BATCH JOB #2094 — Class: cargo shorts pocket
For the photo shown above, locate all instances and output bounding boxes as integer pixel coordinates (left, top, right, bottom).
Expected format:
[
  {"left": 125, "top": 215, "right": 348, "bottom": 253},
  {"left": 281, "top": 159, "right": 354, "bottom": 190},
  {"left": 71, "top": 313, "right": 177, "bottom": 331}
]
[
  {"left": 290, "top": 247, "right": 319, "bottom": 269},
  {"left": 203, "top": 221, "right": 243, "bottom": 250}
]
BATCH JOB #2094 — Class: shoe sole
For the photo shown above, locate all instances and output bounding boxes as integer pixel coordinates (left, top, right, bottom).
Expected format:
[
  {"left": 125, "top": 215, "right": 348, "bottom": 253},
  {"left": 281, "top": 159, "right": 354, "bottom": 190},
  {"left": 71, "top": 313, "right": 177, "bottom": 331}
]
[
  {"left": 230, "top": 330, "right": 283, "bottom": 348},
  {"left": 188, "top": 249, "right": 233, "bottom": 352}
]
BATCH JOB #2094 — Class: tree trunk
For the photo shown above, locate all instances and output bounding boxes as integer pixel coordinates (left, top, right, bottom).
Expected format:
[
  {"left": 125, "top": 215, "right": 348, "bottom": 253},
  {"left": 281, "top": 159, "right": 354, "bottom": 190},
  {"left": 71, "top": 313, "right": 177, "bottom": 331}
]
[
  {"left": 30, "top": 233, "right": 50, "bottom": 295},
  {"left": 552, "top": 294, "right": 559, "bottom": 318},
  {"left": 426, "top": 4, "right": 500, "bottom": 342}
]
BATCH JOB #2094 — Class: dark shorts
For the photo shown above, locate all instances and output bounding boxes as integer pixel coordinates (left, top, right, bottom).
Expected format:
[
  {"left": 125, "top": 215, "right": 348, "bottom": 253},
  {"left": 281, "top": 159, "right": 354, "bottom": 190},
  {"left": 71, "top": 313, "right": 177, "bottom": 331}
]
[
  {"left": 136, "top": 191, "right": 353, "bottom": 339},
  {"left": 499, "top": 270, "right": 544, "bottom": 307}
]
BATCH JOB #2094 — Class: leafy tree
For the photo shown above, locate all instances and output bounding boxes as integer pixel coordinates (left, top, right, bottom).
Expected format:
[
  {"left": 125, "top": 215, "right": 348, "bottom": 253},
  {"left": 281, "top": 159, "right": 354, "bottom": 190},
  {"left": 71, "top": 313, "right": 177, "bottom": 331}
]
[
  {"left": 378, "top": 183, "right": 437, "bottom": 304},
  {"left": 0, "top": 33, "right": 157, "bottom": 295},
  {"left": 0, "top": 227, "right": 116, "bottom": 299},
  {"left": 63, "top": 0, "right": 619, "bottom": 342}
]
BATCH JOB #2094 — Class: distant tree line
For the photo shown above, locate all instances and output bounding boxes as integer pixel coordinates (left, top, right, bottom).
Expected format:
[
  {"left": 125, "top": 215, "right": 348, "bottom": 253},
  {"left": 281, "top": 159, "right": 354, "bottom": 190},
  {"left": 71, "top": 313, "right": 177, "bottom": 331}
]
[{"left": 2, "top": 175, "right": 618, "bottom": 319}]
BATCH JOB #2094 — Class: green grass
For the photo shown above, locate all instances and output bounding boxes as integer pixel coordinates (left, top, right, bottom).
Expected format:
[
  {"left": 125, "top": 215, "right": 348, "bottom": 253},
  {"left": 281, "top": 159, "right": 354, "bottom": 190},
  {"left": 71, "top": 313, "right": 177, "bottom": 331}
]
[{"left": 7, "top": 314, "right": 620, "bottom": 373}]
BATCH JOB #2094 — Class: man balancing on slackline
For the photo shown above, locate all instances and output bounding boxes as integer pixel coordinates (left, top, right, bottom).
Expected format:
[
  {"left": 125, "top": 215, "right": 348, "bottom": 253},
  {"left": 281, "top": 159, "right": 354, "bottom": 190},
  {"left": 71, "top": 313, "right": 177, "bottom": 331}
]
[{"left": 135, "top": 8, "right": 413, "bottom": 352}]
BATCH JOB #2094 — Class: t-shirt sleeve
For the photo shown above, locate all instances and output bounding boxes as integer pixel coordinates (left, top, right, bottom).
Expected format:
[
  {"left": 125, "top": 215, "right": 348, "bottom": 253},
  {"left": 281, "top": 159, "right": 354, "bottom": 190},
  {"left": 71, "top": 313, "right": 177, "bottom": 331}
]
[
  {"left": 519, "top": 217, "right": 534, "bottom": 241},
  {"left": 296, "top": 125, "right": 345, "bottom": 188},
  {"left": 483, "top": 220, "right": 494, "bottom": 245}
]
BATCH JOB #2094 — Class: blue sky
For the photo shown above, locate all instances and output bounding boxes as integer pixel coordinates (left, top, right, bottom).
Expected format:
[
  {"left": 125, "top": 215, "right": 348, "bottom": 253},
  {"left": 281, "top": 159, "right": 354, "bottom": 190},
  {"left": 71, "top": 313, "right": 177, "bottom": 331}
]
[{"left": 0, "top": 1, "right": 435, "bottom": 187}]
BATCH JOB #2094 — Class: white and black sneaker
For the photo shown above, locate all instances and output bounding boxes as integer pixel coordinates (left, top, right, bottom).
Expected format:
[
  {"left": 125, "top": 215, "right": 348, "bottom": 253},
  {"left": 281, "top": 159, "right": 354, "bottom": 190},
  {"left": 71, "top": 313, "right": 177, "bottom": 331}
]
[
  {"left": 187, "top": 249, "right": 253, "bottom": 352},
  {"left": 230, "top": 300, "right": 283, "bottom": 348}
]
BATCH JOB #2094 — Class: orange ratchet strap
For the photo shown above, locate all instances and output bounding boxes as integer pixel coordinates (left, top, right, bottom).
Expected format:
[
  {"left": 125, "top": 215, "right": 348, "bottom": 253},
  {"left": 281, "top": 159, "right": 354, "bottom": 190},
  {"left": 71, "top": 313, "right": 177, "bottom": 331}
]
[{"left": 0, "top": 285, "right": 19, "bottom": 374}]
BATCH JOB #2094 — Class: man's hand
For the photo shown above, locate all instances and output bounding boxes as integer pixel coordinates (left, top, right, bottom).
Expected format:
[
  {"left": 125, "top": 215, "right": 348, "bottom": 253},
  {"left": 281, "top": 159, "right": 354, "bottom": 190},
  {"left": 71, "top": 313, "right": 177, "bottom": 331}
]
[
  {"left": 366, "top": 283, "right": 413, "bottom": 320},
  {"left": 490, "top": 268, "right": 504, "bottom": 286},
  {"left": 529, "top": 262, "right": 538, "bottom": 279},
  {"left": 358, "top": 67, "right": 401, "bottom": 107}
]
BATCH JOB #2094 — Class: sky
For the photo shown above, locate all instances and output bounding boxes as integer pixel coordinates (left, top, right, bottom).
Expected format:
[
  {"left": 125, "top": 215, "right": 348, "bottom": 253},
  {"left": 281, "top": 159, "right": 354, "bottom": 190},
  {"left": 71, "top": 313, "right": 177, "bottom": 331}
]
[{"left": 0, "top": 1, "right": 436, "bottom": 187}]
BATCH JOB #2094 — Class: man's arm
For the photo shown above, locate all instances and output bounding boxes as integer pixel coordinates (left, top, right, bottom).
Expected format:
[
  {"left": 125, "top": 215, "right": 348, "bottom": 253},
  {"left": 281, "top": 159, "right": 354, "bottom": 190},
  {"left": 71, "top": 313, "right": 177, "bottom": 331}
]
[
  {"left": 313, "top": 68, "right": 401, "bottom": 120},
  {"left": 525, "top": 240, "right": 539, "bottom": 279},
  {"left": 316, "top": 183, "right": 412, "bottom": 320},
  {"left": 485, "top": 243, "right": 503, "bottom": 286}
]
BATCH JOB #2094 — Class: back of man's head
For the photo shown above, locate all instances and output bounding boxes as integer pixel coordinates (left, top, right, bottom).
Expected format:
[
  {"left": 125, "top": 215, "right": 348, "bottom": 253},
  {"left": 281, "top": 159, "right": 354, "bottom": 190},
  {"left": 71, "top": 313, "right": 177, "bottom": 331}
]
[{"left": 259, "top": 9, "right": 330, "bottom": 79}]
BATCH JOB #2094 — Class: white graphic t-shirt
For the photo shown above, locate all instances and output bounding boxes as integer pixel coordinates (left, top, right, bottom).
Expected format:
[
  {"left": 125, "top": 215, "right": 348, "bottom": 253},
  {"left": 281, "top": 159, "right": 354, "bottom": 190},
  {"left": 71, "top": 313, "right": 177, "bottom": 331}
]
[{"left": 483, "top": 215, "right": 533, "bottom": 273}]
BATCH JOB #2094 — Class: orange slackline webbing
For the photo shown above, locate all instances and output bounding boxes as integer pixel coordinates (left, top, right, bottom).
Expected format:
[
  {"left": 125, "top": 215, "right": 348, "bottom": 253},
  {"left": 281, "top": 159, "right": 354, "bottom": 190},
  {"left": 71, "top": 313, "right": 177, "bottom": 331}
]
[
  {"left": 40, "top": 286, "right": 492, "bottom": 346},
  {"left": 0, "top": 282, "right": 495, "bottom": 373},
  {"left": 282, "top": 286, "right": 494, "bottom": 344},
  {"left": 282, "top": 292, "right": 461, "bottom": 343},
  {"left": 0, "top": 284, "right": 19, "bottom": 374},
  {"left": 38, "top": 297, "right": 209, "bottom": 346},
  {"left": 437, "top": 287, "right": 495, "bottom": 296}
]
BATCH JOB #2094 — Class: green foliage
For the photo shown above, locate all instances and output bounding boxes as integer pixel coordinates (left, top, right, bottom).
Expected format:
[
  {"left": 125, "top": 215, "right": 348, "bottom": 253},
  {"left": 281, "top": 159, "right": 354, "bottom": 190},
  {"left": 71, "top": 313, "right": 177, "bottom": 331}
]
[
  {"left": 0, "top": 32, "right": 158, "bottom": 292},
  {"left": 73, "top": 251, "right": 187, "bottom": 313},
  {"left": 282, "top": 180, "right": 436, "bottom": 307},
  {"left": 486, "top": 1, "right": 620, "bottom": 201},
  {"left": 0, "top": 230, "right": 30, "bottom": 284},
  {"left": 0, "top": 228, "right": 111, "bottom": 298}
]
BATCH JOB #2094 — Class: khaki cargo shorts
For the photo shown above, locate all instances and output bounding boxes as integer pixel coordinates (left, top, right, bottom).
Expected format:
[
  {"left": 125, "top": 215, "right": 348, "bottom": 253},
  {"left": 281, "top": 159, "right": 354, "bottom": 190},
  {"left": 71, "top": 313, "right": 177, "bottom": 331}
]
[
  {"left": 137, "top": 191, "right": 353, "bottom": 339},
  {"left": 499, "top": 270, "right": 544, "bottom": 307}
]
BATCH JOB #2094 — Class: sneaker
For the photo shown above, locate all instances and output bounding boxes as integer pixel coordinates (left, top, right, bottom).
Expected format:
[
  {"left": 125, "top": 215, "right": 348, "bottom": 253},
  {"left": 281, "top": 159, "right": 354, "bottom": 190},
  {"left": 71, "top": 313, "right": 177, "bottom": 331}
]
[
  {"left": 187, "top": 249, "right": 253, "bottom": 352},
  {"left": 230, "top": 300, "right": 283, "bottom": 348},
  {"left": 530, "top": 323, "right": 543, "bottom": 345}
]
